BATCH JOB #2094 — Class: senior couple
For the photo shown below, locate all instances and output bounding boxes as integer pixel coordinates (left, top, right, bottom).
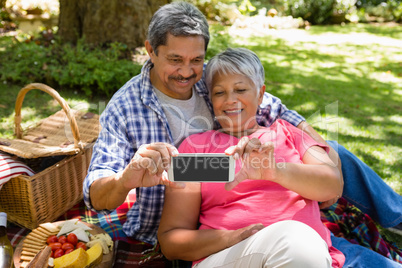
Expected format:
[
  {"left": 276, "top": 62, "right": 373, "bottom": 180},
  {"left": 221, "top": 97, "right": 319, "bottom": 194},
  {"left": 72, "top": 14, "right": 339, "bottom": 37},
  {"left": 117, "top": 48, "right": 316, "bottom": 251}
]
[{"left": 83, "top": 2, "right": 402, "bottom": 267}]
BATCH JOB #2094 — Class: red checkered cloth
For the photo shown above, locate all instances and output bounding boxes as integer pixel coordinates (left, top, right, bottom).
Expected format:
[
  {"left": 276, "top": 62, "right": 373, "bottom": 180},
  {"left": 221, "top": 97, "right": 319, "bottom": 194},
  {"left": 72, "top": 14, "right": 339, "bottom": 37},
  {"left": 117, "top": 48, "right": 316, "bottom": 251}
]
[{"left": 56, "top": 192, "right": 137, "bottom": 242}]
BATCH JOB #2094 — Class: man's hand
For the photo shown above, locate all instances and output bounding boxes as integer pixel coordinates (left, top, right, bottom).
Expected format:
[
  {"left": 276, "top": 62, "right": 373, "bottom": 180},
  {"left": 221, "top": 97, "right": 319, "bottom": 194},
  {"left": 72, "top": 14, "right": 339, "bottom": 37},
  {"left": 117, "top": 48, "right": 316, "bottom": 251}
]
[
  {"left": 90, "top": 142, "right": 185, "bottom": 211},
  {"left": 119, "top": 142, "right": 185, "bottom": 190},
  {"left": 224, "top": 137, "right": 276, "bottom": 191}
]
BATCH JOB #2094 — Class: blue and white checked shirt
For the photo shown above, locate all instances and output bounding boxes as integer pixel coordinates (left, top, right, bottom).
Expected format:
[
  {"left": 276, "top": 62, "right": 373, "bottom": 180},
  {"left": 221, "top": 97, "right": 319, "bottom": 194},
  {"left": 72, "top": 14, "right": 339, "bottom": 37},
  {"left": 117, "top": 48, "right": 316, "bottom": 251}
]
[{"left": 83, "top": 60, "right": 305, "bottom": 245}]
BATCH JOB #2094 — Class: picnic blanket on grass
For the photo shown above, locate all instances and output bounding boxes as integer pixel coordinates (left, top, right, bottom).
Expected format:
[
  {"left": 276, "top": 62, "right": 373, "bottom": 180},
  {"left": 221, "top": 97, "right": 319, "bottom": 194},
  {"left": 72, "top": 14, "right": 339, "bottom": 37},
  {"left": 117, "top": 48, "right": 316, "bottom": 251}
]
[
  {"left": 7, "top": 196, "right": 402, "bottom": 267},
  {"left": 321, "top": 197, "right": 402, "bottom": 264}
]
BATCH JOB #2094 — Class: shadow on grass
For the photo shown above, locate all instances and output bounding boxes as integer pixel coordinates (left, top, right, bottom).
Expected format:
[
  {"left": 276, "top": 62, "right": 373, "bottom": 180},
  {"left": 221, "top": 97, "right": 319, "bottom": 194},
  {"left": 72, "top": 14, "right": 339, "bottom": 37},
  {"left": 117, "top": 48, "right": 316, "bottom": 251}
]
[
  {"left": 243, "top": 36, "right": 401, "bottom": 189},
  {"left": 250, "top": 40, "right": 401, "bottom": 116},
  {"left": 313, "top": 124, "right": 401, "bottom": 177},
  {"left": 374, "top": 61, "right": 402, "bottom": 78}
]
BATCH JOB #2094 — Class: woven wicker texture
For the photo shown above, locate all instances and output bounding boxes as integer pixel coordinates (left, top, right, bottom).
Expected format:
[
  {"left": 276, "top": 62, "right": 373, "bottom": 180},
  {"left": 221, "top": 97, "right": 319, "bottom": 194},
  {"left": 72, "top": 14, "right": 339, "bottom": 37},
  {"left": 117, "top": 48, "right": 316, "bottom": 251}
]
[
  {"left": 0, "top": 83, "right": 100, "bottom": 229},
  {"left": 0, "top": 83, "right": 100, "bottom": 158},
  {"left": 0, "top": 148, "right": 93, "bottom": 229}
]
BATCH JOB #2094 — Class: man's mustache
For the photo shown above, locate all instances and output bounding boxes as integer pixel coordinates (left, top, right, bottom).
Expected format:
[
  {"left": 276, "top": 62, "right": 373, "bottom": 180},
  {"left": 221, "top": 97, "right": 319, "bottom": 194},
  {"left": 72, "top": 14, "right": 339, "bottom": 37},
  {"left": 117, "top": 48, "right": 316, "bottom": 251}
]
[{"left": 169, "top": 74, "right": 197, "bottom": 80}]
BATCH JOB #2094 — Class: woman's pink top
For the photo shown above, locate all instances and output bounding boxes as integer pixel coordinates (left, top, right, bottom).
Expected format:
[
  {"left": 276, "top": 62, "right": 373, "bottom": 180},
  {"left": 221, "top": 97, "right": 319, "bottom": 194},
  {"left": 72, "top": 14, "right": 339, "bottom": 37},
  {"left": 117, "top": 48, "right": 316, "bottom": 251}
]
[{"left": 178, "top": 120, "right": 345, "bottom": 267}]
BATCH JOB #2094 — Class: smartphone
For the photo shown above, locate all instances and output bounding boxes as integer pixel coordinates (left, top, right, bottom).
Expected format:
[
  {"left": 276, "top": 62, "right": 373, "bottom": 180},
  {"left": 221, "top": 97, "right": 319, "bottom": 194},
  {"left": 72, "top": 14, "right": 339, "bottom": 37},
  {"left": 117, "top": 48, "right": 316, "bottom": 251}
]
[{"left": 167, "top": 153, "right": 235, "bottom": 182}]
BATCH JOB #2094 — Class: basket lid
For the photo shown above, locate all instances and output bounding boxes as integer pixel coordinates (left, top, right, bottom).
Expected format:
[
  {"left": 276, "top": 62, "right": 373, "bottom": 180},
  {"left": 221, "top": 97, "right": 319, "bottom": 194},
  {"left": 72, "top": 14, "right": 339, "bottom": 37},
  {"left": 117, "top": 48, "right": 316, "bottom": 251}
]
[
  {"left": 0, "top": 109, "right": 100, "bottom": 159},
  {"left": 0, "top": 83, "right": 101, "bottom": 159}
]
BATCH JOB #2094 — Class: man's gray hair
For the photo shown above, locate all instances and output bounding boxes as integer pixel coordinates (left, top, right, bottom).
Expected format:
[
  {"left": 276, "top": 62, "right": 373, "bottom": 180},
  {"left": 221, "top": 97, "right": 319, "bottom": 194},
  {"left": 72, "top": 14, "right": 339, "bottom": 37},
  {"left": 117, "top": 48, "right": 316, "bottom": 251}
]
[
  {"left": 147, "top": 2, "right": 210, "bottom": 55},
  {"left": 205, "top": 47, "right": 265, "bottom": 91}
]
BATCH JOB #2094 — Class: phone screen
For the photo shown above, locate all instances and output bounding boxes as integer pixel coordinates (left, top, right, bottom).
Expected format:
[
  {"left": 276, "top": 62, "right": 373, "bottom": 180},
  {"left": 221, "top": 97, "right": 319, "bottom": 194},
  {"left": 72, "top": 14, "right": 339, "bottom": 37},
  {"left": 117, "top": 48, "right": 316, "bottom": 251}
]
[{"left": 172, "top": 155, "right": 232, "bottom": 182}]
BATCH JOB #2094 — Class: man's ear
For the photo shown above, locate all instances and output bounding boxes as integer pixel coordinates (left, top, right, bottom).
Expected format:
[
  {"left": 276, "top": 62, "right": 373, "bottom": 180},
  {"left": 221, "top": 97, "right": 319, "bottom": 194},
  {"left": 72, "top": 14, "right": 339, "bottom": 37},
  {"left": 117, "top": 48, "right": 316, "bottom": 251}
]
[
  {"left": 145, "top": 40, "right": 155, "bottom": 58},
  {"left": 258, "top": 85, "right": 266, "bottom": 105}
]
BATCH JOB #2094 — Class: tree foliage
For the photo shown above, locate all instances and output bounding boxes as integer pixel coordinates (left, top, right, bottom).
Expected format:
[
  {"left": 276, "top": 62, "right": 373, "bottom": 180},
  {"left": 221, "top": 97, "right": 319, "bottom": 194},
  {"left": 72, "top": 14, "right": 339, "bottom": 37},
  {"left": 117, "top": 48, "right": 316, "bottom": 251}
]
[{"left": 0, "top": 31, "right": 141, "bottom": 97}]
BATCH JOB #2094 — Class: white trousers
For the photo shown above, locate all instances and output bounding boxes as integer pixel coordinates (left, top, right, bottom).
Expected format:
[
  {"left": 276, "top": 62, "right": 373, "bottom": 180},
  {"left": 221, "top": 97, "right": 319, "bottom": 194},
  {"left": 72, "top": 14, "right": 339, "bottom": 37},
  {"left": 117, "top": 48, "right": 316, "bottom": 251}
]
[{"left": 194, "top": 220, "right": 332, "bottom": 268}]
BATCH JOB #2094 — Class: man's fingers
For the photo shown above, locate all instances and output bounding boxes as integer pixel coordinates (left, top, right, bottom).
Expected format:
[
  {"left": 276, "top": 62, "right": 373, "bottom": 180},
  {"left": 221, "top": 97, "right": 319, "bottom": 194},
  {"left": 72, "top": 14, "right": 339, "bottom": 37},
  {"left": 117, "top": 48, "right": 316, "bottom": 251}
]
[
  {"left": 136, "top": 143, "right": 179, "bottom": 175},
  {"left": 144, "top": 144, "right": 172, "bottom": 170},
  {"left": 126, "top": 143, "right": 181, "bottom": 188},
  {"left": 166, "top": 144, "right": 180, "bottom": 156},
  {"left": 146, "top": 143, "right": 179, "bottom": 157},
  {"left": 134, "top": 157, "right": 158, "bottom": 175},
  {"left": 162, "top": 180, "right": 186, "bottom": 189},
  {"left": 159, "top": 171, "right": 186, "bottom": 189}
]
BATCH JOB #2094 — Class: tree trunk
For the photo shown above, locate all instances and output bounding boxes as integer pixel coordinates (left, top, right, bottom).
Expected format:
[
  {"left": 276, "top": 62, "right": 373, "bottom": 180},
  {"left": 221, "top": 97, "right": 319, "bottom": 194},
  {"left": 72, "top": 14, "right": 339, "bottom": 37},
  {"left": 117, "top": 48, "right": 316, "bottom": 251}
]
[{"left": 58, "top": 0, "right": 170, "bottom": 49}]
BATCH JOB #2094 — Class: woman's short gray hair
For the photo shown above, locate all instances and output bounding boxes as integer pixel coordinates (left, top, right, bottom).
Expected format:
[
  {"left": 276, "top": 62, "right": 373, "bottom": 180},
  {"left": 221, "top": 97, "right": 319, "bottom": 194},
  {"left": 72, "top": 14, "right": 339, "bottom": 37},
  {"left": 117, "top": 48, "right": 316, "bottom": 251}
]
[
  {"left": 147, "top": 2, "right": 210, "bottom": 55},
  {"left": 205, "top": 48, "right": 265, "bottom": 91}
]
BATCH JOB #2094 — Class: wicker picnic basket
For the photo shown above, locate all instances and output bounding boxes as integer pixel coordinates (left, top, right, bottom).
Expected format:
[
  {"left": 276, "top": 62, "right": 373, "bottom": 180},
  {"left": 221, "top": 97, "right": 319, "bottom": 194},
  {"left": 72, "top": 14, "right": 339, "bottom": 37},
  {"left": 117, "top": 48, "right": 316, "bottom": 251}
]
[{"left": 0, "top": 83, "right": 100, "bottom": 229}]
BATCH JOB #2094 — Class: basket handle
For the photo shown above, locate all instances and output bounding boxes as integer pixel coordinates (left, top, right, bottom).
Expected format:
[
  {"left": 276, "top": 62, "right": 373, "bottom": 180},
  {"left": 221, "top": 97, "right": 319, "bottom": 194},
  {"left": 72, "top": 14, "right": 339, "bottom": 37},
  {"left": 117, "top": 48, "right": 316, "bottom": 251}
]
[{"left": 14, "top": 83, "right": 84, "bottom": 151}]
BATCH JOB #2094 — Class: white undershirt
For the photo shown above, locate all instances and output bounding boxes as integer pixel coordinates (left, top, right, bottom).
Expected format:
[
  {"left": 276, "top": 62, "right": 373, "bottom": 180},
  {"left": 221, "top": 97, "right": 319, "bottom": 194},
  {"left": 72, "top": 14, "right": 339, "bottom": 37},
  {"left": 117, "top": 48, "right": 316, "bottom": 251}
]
[{"left": 153, "top": 87, "right": 214, "bottom": 147}]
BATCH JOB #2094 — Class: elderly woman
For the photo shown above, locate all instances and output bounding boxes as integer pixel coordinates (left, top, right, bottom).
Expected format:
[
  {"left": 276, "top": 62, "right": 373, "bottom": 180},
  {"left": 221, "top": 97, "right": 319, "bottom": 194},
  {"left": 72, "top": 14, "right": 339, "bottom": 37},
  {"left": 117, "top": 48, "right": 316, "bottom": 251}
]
[{"left": 157, "top": 47, "right": 345, "bottom": 267}]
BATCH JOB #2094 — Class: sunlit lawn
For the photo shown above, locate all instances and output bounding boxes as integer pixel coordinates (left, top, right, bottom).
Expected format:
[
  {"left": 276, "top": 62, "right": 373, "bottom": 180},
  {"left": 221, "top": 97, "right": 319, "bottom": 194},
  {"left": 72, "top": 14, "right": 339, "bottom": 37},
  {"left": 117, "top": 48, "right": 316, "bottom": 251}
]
[{"left": 224, "top": 23, "right": 402, "bottom": 195}]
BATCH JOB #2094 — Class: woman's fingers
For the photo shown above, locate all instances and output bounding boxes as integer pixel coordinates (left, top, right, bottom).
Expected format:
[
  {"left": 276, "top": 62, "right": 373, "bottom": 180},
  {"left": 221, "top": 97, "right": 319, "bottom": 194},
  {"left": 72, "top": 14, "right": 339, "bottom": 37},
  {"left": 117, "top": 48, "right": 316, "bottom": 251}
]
[
  {"left": 224, "top": 137, "right": 248, "bottom": 160},
  {"left": 239, "top": 223, "right": 265, "bottom": 240},
  {"left": 226, "top": 141, "right": 277, "bottom": 188},
  {"left": 234, "top": 137, "right": 250, "bottom": 159},
  {"left": 243, "top": 138, "right": 261, "bottom": 157},
  {"left": 225, "top": 137, "right": 262, "bottom": 160},
  {"left": 227, "top": 223, "right": 265, "bottom": 248},
  {"left": 225, "top": 168, "right": 248, "bottom": 191},
  {"left": 258, "top": 142, "right": 274, "bottom": 154}
]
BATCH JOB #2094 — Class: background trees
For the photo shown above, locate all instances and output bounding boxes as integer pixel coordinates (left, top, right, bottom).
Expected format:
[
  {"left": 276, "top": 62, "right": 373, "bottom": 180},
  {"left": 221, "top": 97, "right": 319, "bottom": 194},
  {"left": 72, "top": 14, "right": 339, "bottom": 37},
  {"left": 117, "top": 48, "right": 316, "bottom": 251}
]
[{"left": 58, "top": 0, "right": 170, "bottom": 49}]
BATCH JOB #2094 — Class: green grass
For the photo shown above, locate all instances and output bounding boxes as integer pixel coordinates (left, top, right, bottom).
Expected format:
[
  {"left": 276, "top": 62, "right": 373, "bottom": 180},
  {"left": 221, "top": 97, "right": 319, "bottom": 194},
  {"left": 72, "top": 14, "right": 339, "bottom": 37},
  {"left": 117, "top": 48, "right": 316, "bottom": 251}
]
[
  {"left": 0, "top": 83, "right": 107, "bottom": 138},
  {"left": 306, "top": 23, "right": 402, "bottom": 39},
  {"left": 227, "top": 23, "right": 402, "bottom": 195}
]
